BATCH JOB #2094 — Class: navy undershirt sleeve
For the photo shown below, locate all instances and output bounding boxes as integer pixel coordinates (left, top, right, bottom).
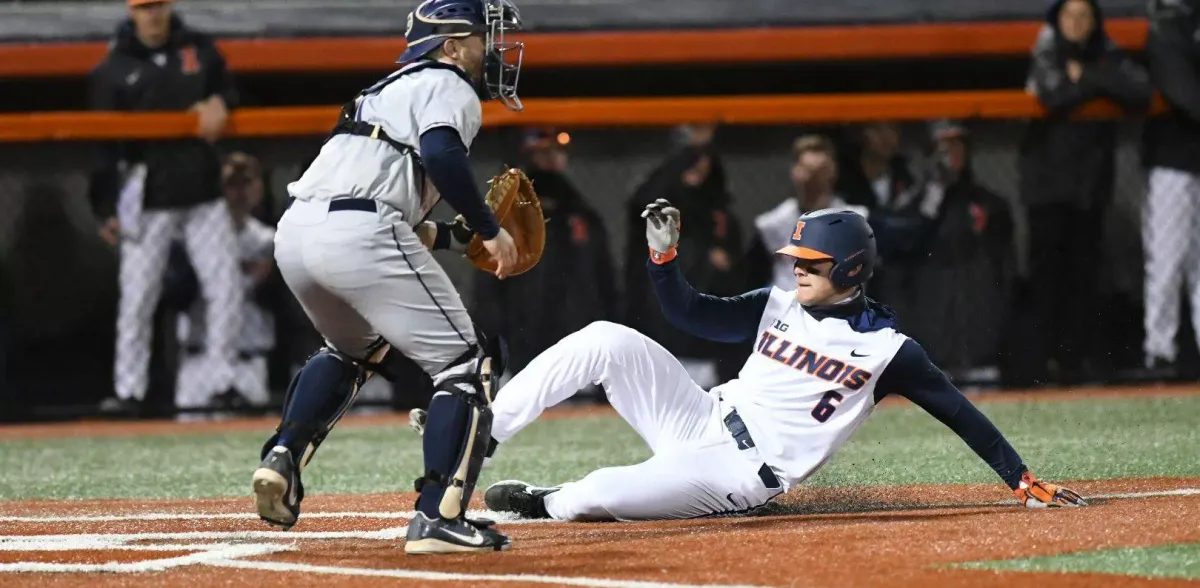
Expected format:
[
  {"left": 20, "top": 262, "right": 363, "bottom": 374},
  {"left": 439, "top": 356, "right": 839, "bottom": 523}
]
[
  {"left": 419, "top": 126, "right": 500, "bottom": 239},
  {"left": 647, "top": 258, "right": 769, "bottom": 343},
  {"left": 875, "top": 339, "right": 1028, "bottom": 489}
]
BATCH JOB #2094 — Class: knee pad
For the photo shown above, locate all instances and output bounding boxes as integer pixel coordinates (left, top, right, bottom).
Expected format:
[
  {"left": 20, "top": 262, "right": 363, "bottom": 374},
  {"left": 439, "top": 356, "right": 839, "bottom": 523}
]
[
  {"left": 261, "top": 347, "right": 372, "bottom": 471},
  {"left": 414, "top": 354, "right": 499, "bottom": 520}
]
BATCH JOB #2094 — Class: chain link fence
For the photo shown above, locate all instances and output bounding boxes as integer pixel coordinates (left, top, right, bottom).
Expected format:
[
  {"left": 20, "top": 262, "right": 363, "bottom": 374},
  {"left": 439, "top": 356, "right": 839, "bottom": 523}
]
[{"left": 0, "top": 117, "right": 1182, "bottom": 421}]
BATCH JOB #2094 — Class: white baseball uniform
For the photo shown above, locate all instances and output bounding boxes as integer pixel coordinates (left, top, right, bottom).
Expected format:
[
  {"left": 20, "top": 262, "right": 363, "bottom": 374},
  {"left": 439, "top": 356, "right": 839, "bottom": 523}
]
[
  {"left": 175, "top": 215, "right": 277, "bottom": 408},
  {"left": 114, "top": 164, "right": 243, "bottom": 402},
  {"left": 491, "top": 260, "right": 1033, "bottom": 521},
  {"left": 275, "top": 62, "right": 483, "bottom": 371},
  {"left": 1143, "top": 167, "right": 1200, "bottom": 364}
]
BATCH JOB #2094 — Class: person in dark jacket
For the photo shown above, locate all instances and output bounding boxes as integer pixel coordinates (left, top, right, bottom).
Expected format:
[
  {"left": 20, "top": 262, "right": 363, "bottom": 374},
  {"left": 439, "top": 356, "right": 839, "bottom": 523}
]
[
  {"left": 472, "top": 128, "right": 619, "bottom": 378},
  {"left": 1019, "top": 0, "right": 1152, "bottom": 381},
  {"left": 1141, "top": 0, "right": 1200, "bottom": 375},
  {"left": 917, "top": 120, "right": 1016, "bottom": 373},
  {"left": 835, "top": 122, "right": 942, "bottom": 319},
  {"left": 622, "top": 127, "right": 745, "bottom": 386},
  {"left": 88, "top": 0, "right": 244, "bottom": 415}
]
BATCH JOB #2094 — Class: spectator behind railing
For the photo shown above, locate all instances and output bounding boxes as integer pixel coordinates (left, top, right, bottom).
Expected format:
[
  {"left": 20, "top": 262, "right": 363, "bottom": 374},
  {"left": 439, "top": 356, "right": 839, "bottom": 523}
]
[
  {"left": 912, "top": 120, "right": 1016, "bottom": 375},
  {"left": 1019, "top": 0, "right": 1151, "bottom": 384},
  {"left": 471, "top": 128, "right": 619, "bottom": 383},
  {"left": 1140, "top": 0, "right": 1200, "bottom": 380},
  {"left": 835, "top": 122, "right": 942, "bottom": 324},
  {"left": 621, "top": 125, "right": 745, "bottom": 387},
  {"left": 173, "top": 153, "right": 279, "bottom": 417},
  {"left": 744, "top": 134, "right": 867, "bottom": 292},
  {"left": 87, "top": 0, "right": 243, "bottom": 417}
]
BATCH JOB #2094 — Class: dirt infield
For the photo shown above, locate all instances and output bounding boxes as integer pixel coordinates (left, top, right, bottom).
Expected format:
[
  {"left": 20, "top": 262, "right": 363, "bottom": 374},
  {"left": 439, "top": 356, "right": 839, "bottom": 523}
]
[{"left": 1, "top": 477, "right": 1197, "bottom": 588}]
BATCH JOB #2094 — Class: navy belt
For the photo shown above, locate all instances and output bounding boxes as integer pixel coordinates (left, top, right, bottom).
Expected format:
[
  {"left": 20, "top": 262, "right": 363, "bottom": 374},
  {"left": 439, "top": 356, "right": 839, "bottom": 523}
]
[
  {"left": 724, "top": 409, "right": 783, "bottom": 490},
  {"left": 285, "top": 197, "right": 377, "bottom": 213}
]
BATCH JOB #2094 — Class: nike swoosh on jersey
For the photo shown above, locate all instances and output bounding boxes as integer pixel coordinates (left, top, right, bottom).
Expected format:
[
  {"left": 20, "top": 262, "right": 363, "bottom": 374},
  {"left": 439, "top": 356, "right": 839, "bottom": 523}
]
[{"left": 850, "top": 350, "right": 869, "bottom": 357}]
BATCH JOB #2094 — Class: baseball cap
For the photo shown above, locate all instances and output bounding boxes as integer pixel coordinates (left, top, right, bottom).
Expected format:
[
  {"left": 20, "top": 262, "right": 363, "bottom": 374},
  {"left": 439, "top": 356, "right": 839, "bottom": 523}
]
[{"left": 128, "top": 0, "right": 170, "bottom": 7}]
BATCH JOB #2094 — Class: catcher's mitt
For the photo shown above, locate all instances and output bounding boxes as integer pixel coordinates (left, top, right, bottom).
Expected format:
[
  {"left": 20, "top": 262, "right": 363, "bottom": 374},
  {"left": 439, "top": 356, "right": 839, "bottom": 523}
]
[{"left": 463, "top": 168, "right": 545, "bottom": 276}]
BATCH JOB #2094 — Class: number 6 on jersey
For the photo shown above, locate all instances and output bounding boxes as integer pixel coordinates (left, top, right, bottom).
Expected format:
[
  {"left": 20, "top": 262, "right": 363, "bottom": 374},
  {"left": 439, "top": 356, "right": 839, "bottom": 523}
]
[{"left": 811, "top": 390, "right": 844, "bottom": 423}]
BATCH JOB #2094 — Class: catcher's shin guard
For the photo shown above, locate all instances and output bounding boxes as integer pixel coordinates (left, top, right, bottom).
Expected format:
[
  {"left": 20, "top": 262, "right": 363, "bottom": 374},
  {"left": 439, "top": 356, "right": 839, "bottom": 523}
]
[
  {"left": 254, "top": 343, "right": 392, "bottom": 529},
  {"left": 414, "top": 355, "right": 499, "bottom": 522},
  {"left": 260, "top": 342, "right": 394, "bottom": 468}
]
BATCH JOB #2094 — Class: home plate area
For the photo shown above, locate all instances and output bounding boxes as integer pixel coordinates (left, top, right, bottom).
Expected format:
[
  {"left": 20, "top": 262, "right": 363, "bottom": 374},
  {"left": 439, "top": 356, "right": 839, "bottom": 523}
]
[{"left": 1, "top": 480, "right": 1199, "bottom": 588}]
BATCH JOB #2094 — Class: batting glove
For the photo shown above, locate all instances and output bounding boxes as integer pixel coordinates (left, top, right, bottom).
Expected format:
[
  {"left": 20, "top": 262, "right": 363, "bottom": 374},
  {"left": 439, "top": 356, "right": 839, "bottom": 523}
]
[
  {"left": 642, "top": 198, "right": 681, "bottom": 264},
  {"left": 1014, "top": 471, "right": 1087, "bottom": 508}
]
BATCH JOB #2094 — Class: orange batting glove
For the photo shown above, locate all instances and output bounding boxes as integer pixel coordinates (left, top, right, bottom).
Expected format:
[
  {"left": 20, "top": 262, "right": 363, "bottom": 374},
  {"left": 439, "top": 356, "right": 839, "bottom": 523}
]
[{"left": 1014, "top": 471, "right": 1087, "bottom": 508}]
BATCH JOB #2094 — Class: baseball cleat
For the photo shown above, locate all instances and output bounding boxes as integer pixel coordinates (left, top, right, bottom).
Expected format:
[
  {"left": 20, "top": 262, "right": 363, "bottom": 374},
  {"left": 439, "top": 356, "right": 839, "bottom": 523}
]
[
  {"left": 484, "top": 480, "right": 560, "bottom": 519},
  {"left": 404, "top": 512, "right": 511, "bottom": 554},
  {"left": 252, "top": 446, "right": 303, "bottom": 530}
]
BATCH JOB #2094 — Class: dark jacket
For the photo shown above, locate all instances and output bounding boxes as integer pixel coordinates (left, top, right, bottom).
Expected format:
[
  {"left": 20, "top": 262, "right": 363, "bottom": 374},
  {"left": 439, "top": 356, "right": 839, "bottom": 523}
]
[
  {"left": 1142, "top": 0, "right": 1200, "bottom": 174},
  {"left": 472, "top": 169, "right": 618, "bottom": 373},
  {"left": 87, "top": 14, "right": 238, "bottom": 217},
  {"left": 835, "top": 149, "right": 937, "bottom": 265},
  {"left": 621, "top": 146, "right": 745, "bottom": 360},
  {"left": 1019, "top": 0, "right": 1152, "bottom": 209}
]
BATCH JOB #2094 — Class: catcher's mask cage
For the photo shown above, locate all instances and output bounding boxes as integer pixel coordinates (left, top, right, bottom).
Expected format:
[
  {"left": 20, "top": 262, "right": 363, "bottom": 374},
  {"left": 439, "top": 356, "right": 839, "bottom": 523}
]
[
  {"left": 398, "top": 0, "right": 525, "bottom": 112},
  {"left": 483, "top": 0, "right": 525, "bottom": 112}
]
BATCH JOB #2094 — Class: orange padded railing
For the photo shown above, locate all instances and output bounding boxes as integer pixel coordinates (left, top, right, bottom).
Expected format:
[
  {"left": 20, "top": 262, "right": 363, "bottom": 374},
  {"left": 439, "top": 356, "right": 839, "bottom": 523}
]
[
  {"left": 0, "top": 18, "right": 1150, "bottom": 78},
  {"left": 0, "top": 90, "right": 1168, "bottom": 142}
]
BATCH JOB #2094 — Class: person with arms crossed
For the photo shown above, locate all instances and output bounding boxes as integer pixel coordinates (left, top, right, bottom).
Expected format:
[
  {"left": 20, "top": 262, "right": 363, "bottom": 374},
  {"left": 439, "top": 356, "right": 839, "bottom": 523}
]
[
  {"left": 481, "top": 205, "right": 1085, "bottom": 521},
  {"left": 250, "top": 0, "right": 526, "bottom": 554}
]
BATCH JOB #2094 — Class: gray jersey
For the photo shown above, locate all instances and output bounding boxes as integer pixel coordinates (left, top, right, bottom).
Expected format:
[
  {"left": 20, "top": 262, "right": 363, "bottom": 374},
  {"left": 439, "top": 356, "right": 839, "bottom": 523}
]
[{"left": 287, "top": 63, "right": 483, "bottom": 225}]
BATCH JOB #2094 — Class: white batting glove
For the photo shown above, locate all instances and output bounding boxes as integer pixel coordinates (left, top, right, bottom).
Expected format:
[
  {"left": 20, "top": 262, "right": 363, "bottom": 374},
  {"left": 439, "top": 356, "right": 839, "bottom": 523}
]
[{"left": 641, "top": 199, "right": 680, "bottom": 258}]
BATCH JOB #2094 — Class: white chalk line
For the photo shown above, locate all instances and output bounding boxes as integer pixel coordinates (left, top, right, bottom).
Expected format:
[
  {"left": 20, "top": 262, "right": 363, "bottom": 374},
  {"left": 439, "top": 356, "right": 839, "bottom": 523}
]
[
  {"left": 207, "top": 558, "right": 771, "bottom": 588},
  {"left": 0, "top": 527, "right": 410, "bottom": 543},
  {"left": 0, "top": 507, "right": 528, "bottom": 524},
  {"left": 0, "top": 543, "right": 287, "bottom": 573}
]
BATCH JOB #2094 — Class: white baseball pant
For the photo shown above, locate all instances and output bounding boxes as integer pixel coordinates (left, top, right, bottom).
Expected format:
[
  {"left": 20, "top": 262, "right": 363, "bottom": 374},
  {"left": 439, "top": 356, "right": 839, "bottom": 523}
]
[
  {"left": 272, "top": 198, "right": 476, "bottom": 373},
  {"left": 115, "top": 199, "right": 242, "bottom": 401},
  {"left": 490, "top": 321, "right": 785, "bottom": 521},
  {"left": 1143, "top": 167, "right": 1200, "bottom": 363}
]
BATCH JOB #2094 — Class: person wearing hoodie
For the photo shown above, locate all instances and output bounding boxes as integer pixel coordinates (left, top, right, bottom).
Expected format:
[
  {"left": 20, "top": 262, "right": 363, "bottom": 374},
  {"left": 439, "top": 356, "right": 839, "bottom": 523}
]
[
  {"left": 917, "top": 120, "right": 1016, "bottom": 373},
  {"left": 472, "top": 128, "right": 619, "bottom": 379},
  {"left": 1141, "top": 0, "right": 1200, "bottom": 377},
  {"left": 622, "top": 128, "right": 744, "bottom": 387},
  {"left": 87, "top": 0, "right": 243, "bottom": 416},
  {"left": 1018, "top": 0, "right": 1152, "bottom": 382},
  {"left": 745, "top": 134, "right": 867, "bottom": 292}
]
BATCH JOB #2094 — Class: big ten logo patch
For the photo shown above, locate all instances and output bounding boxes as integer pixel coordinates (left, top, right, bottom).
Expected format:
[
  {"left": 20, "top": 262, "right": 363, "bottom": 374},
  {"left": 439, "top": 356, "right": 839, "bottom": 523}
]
[
  {"left": 569, "top": 215, "right": 589, "bottom": 244},
  {"left": 180, "top": 46, "right": 201, "bottom": 74},
  {"left": 755, "top": 331, "right": 873, "bottom": 390}
]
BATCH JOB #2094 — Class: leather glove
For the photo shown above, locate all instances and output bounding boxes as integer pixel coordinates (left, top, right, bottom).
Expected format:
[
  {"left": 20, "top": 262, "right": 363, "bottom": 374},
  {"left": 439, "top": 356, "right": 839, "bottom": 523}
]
[
  {"left": 1014, "top": 472, "right": 1087, "bottom": 508},
  {"left": 641, "top": 198, "right": 681, "bottom": 264}
]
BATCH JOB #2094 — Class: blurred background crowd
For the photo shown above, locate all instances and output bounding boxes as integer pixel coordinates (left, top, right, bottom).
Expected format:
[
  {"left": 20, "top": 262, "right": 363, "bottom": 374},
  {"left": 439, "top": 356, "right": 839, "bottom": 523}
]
[{"left": 1, "top": 0, "right": 1198, "bottom": 422}]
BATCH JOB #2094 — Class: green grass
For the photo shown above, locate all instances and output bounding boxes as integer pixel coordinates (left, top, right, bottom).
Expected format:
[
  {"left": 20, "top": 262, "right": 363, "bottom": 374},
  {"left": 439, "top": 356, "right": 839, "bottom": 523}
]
[
  {"left": 0, "top": 395, "right": 1196, "bottom": 501},
  {"left": 957, "top": 542, "right": 1200, "bottom": 580}
]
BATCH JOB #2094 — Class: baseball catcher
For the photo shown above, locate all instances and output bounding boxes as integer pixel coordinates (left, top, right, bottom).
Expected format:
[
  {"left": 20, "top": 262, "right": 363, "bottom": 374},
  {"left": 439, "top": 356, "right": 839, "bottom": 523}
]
[
  {"left": 471, "top": 203, "right": 1085, "bottom": 521},
  {"left": 251, "top": 0, "right": 537, "bottom": 554}
]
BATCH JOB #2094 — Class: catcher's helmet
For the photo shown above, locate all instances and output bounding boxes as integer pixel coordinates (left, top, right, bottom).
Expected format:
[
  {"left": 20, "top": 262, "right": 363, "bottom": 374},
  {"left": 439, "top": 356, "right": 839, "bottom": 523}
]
[
  {"left": 776, "top": 209, "right": 876, "bottom": 290},
  {"left": 397, "top": 0, "right": 525, "bottom": 111}
]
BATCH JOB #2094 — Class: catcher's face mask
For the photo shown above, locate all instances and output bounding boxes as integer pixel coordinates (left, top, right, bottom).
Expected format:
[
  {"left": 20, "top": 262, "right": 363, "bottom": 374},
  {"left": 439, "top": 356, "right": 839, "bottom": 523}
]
[{"left": 483, "top": 0, "right": 524, "bottom": 111}]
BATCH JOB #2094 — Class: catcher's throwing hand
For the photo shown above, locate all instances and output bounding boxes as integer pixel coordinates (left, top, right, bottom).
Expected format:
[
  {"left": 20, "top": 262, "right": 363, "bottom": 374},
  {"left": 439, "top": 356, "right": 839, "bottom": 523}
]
[
  {"left": 1014, "top": 472, "right": 1087, "bottom": 508},
  {"left": 482, "top": 228, "right": 519, "bottom": 279},
  {"left": 642, "top": 198, "right": 681, "bottom": 255}
]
